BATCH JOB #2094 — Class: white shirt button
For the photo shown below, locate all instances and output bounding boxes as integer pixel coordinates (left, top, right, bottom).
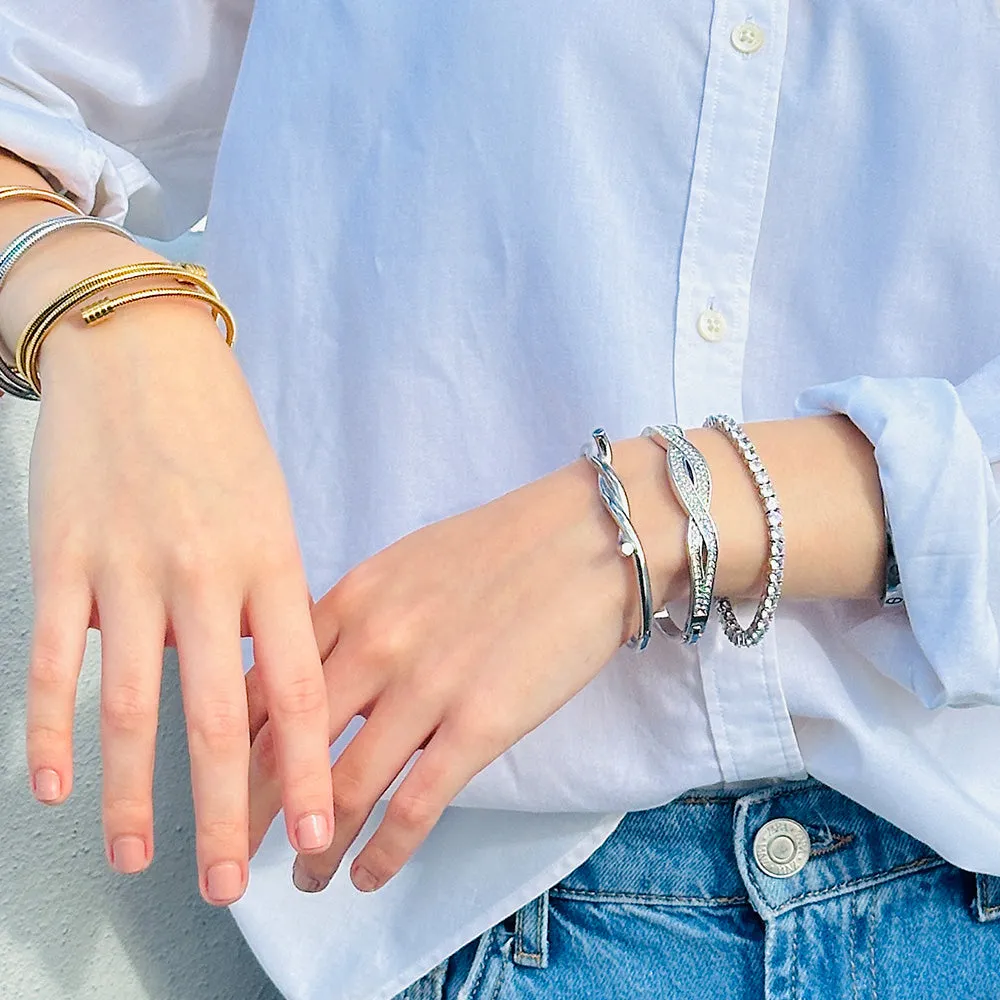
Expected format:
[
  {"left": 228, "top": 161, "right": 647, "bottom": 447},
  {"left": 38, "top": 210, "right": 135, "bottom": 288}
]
[
  {"left": 752, "top": 818, "right": 811, "bottom": 878},
  {"left": 731, "top": 21, "right": 765, "bottom": 55},
  {"left": 696, "top": 307, "right": 727, "bottom": 342}
]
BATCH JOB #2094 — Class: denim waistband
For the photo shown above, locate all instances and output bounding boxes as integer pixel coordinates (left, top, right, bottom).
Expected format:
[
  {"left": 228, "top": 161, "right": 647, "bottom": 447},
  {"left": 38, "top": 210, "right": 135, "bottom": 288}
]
[{"left": 552, "top": 775, "right": 957, "bottom": 920}]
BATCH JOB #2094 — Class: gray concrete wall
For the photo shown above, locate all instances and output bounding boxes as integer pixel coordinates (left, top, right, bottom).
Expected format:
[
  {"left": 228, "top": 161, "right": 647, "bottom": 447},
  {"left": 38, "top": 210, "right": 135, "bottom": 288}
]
[{"left": 0, "top": 232, "right": 281, "bottom": 999}]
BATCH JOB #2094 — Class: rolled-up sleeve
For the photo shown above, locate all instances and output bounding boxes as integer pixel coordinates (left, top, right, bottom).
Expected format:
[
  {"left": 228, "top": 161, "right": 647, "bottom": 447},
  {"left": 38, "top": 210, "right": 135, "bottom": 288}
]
[
  {"left": 796, "top": 359, "right": 1000, "bottom": 710},
  {"left": 0, "top": 0, "right": 252, "bottom": 237}
]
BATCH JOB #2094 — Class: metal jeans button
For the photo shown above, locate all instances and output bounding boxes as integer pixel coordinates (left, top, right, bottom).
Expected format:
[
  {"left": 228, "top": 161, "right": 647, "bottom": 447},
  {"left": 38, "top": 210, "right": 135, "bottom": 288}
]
[{"left": 753, "top": 818, "right": 811, "bottom": 878}]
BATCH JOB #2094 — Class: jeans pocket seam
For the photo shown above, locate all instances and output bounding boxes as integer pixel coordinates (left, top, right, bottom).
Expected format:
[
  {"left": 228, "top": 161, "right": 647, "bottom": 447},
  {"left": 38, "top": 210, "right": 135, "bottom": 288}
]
[
  {"left": 549, "top": 886, "right": 749, "bottom": 907},
  {"left": 767, "top": 856, "right": 945, "bottom": 917}
]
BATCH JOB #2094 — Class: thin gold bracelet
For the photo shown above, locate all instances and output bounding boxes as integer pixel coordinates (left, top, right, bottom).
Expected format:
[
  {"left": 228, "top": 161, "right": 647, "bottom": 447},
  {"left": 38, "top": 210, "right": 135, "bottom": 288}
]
[
  {"left": 0, "top": 185, "right": 83, "bottom": 216},
  {"left": 82, "top": 286, "right": 235, "bottom": 341},
  {"left": 15, "top": 262, "right": 228, "bottom": 396}
]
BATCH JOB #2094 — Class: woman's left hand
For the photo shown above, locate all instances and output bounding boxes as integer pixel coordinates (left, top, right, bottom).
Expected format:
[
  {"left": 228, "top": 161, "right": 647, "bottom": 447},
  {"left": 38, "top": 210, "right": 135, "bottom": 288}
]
[{"left": 245, "top": 444, "right": 683, "bottom": 894}]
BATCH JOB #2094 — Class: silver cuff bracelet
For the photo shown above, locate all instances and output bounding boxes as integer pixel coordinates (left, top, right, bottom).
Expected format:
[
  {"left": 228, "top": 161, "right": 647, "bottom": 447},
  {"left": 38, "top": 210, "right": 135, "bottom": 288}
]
[{"left": 582, "top": 429, "right": 654, "bottom": 650}]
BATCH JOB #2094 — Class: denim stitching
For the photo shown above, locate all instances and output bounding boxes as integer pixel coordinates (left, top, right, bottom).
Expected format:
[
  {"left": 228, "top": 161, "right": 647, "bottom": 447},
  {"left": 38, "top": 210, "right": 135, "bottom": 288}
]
[
  {"left": 678, "top": 778, "right": 821, "bottom": 806},
  {"left": 536, "top": 892, "right": 544, "bottom": 962},
  {"left": 487, "top": 938, "right": 515, "bottom": 1000},
  {"left": 870, "top": 892, "right": 879, "bottom": 1000},
  {"left": 513, "top": 896, "right": 544, "bottom": 964},
  {"left": 485, "top": 961, "right": 506, "bottom": 1000},
  {"left": 460, "top": 931, "right": 493, "bottom": 1000},
  {"left": 849, "top": 893, "right": 858, "bottom": 1000},
  {"left": 792, "top": 908, "right": 800, "bottom": 1000},
  {"left": 806, "top": 832, "right": 855, "bottom": 858},
  {"left": 748, "top": 855, "right": 945, "bottom": 917},
  {"left": 678, "top": 794, "right": 738, "bottom": 805},
  {"left": 985, "top": 876, "right": 1000, "bottom": 914},
  {"left": 549, "top": 887, "right": 749, "bottom": 907}
]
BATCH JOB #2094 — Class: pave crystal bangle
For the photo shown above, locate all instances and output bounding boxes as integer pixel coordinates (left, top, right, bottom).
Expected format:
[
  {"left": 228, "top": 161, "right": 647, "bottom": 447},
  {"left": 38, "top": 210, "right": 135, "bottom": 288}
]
[
  {"left": 642, "top": 424, "right": 718, "bottom": 645},
  {"left": 703, "top": 414, "right": 784, "bottom": 647},
  {"left": 581, "top": 429, "right": 654, "bottom": 650}
]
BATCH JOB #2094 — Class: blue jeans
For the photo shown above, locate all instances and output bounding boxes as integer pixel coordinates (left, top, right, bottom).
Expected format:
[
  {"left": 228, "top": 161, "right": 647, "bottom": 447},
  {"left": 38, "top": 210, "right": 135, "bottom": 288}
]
[{"left": 397, "top": 775, "right": 1000, "bottom": 999}]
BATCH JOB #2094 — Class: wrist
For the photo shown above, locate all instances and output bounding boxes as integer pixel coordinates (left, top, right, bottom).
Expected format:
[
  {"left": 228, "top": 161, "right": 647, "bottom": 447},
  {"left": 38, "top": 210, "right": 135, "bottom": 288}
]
[
  {"left": 576, "top": 429, "right": 774, "bottom": 648},
  {"left": 0, "top": 231, "right": 167, "bottom": 361},
  {"left": 567, "top": 436, "right": 689, "bottom": 646}
]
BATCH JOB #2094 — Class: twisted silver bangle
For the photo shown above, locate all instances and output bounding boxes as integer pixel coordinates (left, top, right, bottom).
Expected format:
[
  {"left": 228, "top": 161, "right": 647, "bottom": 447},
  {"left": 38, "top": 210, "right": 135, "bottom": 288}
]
[
  {"left": 703, "top": 414, "right": 784, "bottom": 647},
  {"left": 642, "top": 425, "right": 718, "bottom": 644},
  {"left": 0, "top": 215, "right": 136, "bottom": 400},
  {"left": 581, "top": 429, "right": 653, "bottom": 650}
]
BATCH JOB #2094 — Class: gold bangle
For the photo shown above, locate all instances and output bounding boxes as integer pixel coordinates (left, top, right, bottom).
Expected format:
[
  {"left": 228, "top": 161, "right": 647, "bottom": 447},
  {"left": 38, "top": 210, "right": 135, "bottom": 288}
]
[
  {"left": 15, "top": 262, "right": 226, "bottom": 395},
  {"left": 82, "top": 286, "right": 235, "bottom": 342},
  {"left": 0, "top": 185, "right": 83, "bottom": 216}
]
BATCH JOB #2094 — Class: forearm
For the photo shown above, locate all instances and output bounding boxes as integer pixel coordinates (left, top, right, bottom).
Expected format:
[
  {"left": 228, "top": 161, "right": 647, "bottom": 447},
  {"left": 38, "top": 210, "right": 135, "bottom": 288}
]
[{"left": 601, "top": 415, "right": 884, "bottom": 633}]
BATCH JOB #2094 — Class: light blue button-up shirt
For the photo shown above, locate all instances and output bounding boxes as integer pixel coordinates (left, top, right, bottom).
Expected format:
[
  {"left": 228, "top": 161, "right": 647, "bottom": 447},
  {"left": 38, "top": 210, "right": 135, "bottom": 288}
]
[{"left": 2, "top": 2, "right": 999, "bottom": 998}]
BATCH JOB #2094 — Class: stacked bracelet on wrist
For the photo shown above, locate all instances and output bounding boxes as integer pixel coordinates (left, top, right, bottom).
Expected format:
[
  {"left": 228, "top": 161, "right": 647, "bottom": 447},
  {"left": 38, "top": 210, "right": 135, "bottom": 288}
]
[
  {"left": 14, "top": 262, "right": 235, "bottom": 398},
  {"left": 584, "top": 416, "right": 785, "bottom": 652},
  {"left": 702, "top": 414, "right": 785, "bottom": 647},
  {"left": 0, "top": 186, "right": 236, "bottom": 401},
  {"left": 642, "top": 424, "right": 718, "bottom": 645},
  {"left": 0, "top": 186, "right": 86, "bottom": 397},
  {"left": 0, "top": 215, "right": 135, "bottom": 293},
  {"left": 581, "top": 429, "right": 654, "bottom": 650}
]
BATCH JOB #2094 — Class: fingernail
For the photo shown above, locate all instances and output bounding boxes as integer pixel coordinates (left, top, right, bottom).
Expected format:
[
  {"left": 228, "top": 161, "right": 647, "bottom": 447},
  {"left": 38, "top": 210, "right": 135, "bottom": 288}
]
[
  {"left": 206, "top": 862, "right": 244, "bottom": 904},
  {"left": 33, "top": 768, "right": 61, "bottom": 803},
  {"left": 351, "top": 865, "right": 378, "bottom": 892},
  {"left": 292, "top": 856, "right": 329, "bottom": 893},
  {"left": 295, "top": 812, "right": 331, "bottom": 852},
  {"left": 110, "top": 835, "right": 147, "bottom": 874}
]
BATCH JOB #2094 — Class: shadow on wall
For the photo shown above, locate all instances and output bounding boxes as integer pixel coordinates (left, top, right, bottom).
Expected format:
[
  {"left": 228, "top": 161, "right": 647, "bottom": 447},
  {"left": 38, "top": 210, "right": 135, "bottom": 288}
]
[{"left": 0, "top": 228, "right": 283, "bottom": 1000}]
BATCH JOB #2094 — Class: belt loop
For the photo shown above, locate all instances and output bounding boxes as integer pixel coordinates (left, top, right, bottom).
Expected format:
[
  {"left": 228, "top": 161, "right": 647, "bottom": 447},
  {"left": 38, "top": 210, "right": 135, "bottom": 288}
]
[
  {"left": 512, "top": 890, "right": 549, "bottom": 968},
  {"left": 973, "top": 873, "right": 1000, "bottom": 923}
]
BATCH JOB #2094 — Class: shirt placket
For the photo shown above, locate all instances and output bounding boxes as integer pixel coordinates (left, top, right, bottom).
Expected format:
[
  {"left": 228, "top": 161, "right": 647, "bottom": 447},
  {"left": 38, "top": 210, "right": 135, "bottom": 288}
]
[{"left": 673, "top": 0, "right": 804, "bottom": 782}]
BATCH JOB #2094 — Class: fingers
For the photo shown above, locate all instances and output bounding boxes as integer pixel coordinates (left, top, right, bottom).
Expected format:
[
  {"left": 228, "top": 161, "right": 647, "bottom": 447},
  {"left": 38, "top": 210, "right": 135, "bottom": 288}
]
[
  {"left": 97, "top": 583, "right": 167, "bottom": 875},
  {"left": 246, "top": 574, "right": 334, "bottom": 859},
  {"left": 246, "top": 596, "right": 327, "bottom": 772},
  {"left": 173, "top": 592, "right": 252, "bottom": 906},
  {"left": 248, "top": 642, "right": 375, "bottom": 859},
  {"left": 247, "top": 720, "right": 282, "bottom": 857},
  {"left": 26, "top": 575, "right": 91, "bottom": 806},
  {"left": 291, "top": 690, "right": 436, "bottom": 893},
  {"left": 348, "top": 727, "right": 471, "bottom": 893},
  {"left": 244, "top": 665, "right": 268, "bottom": 744}
]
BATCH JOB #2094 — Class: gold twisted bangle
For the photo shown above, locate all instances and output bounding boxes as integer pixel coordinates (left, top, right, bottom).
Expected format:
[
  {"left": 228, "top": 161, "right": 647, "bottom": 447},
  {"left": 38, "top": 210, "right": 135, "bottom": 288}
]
[
  {"left": 15, "top": 261, "right": 230, "bottom": 396},
  {"left": 0, "top": 185, "right": 83, "bottom": 216}
]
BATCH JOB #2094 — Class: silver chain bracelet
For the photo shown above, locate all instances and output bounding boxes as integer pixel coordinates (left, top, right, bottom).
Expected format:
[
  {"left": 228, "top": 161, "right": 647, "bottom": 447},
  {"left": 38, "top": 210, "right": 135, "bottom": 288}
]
[
  {"left": 581, "top": 429, "right": 654, "bottom": 650},
  {"left": 703, "top": 414, "right": 785, "bottom": 647}
]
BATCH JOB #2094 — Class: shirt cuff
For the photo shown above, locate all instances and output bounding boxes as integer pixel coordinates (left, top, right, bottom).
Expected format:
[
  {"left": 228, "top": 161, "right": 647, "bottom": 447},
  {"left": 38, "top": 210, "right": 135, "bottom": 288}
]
[
  {"left": 797, "top": 375, "right": 1000, "bottom": 709},
  {"left": 0, "top": 88, "right": 152, "bottom": 222}
]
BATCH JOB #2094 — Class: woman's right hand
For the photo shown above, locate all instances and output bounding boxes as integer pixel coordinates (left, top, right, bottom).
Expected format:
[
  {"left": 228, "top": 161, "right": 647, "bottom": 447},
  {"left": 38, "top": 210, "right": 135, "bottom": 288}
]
[{"left": 5, "top": 223, "right": 334, "bottom": 906}]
